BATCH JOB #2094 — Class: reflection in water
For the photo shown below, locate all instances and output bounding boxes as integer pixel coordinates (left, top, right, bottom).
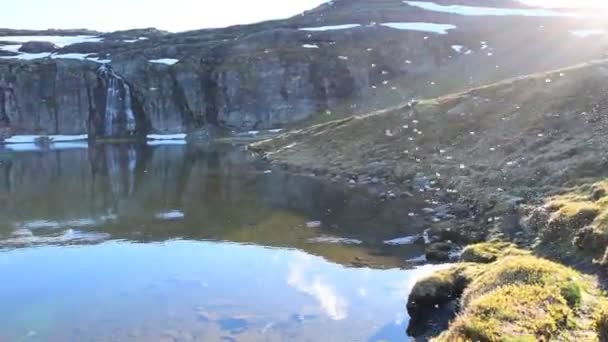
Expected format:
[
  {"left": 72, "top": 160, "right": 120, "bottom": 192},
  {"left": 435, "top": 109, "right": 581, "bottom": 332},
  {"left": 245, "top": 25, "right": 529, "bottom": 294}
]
[
  {"left": 0, "top": 143, "right": 443, "bottom": 341},
  {"left": 287, "top": 254, "right": 349, "bottom": 321}
]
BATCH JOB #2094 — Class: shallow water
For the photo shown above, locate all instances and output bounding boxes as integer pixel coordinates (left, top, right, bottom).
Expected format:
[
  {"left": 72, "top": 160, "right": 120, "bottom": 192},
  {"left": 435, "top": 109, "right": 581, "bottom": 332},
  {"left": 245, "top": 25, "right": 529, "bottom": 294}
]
[{"left": 0, "top": 143, "right": 444, "bottom": 341}]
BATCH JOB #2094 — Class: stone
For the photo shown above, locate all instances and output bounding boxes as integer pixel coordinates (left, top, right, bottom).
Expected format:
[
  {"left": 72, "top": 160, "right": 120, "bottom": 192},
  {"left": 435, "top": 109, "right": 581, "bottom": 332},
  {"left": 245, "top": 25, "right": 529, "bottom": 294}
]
[
  {"left": 19, "top": 41, "right": 59, "bottom": 53},
  {"left": 425, "top": 242, "right": 454, "bottom": 262}
]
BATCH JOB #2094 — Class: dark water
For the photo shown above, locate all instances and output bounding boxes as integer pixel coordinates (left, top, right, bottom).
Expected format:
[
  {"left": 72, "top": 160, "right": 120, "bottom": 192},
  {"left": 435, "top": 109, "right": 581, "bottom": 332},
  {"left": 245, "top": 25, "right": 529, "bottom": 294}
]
[{"left": 0, "top": 143, "right": 446, "bottom": 342}]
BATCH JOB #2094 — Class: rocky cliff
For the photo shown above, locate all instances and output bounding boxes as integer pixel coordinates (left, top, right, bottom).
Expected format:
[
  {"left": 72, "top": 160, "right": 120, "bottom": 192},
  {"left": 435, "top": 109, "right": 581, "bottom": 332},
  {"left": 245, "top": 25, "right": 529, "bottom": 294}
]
[{"left": 1, "top": 0, "right": 608, "bottom": 138}]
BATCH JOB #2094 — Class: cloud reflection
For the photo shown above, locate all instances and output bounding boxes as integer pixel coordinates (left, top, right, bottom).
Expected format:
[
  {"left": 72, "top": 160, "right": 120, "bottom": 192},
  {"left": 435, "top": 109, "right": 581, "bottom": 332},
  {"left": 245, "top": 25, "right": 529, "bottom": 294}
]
[{"left": 287, "top": 254, "right": 348, "bottom": 320}]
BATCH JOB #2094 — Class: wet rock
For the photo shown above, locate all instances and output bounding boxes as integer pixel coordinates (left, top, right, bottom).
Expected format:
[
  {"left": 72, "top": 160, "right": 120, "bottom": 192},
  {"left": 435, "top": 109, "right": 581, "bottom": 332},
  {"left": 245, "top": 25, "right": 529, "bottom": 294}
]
[
  {"left": 590, "top": 185, "right": 607, "bottom": 201},
  {"left": 0, "top": 50, "right": 18, "bottom": 57},
  {"left": 407, "top": 265, "right": 473, "bottom": 337},
  {"left": 425, "top": 242, "right": 454, "bottom": 262},
  {"left": 426, "top": 223, "right": 477, "bottom": 244},
  {"left": 448, "top": 203, "right": 471, "bottom": 219},
  {"left": 523, "top": 206, "right": 550, "bottom": 231},
  {"left": 573, "top": 226, "right": 608, "bottom": 253},
  {"left": 19, "top": 41, "right": 58, "bottom": 53}
]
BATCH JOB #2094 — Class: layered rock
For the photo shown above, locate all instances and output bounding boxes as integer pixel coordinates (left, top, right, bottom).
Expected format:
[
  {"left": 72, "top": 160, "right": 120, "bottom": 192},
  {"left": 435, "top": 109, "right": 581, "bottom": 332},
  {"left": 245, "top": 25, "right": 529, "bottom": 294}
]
[{"left": 1, "top": 0, "right": 608, "bottom": 137}]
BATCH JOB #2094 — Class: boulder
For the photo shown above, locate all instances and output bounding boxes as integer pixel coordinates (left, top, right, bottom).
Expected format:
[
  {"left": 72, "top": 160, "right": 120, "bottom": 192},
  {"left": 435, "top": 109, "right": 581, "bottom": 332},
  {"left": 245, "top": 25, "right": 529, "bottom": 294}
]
[
  {"left": 425, "top": 242, "right": 454, "bottom": 262},
  {"left": 19, "top": 41, "right": 58, "bottom": 53}
]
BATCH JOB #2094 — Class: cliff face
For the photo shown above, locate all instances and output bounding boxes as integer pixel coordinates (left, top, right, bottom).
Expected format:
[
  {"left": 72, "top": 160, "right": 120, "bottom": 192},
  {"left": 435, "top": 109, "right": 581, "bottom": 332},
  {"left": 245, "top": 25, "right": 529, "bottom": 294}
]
[{"left": 1, "top": 0, "right": 608, "bottom": 138}]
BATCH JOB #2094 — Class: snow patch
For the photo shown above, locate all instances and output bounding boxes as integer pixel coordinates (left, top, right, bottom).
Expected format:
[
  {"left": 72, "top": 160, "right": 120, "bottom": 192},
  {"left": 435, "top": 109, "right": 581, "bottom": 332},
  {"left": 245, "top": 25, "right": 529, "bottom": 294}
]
[
  {"left": 3, "top": 135, "right": 87, "bottom": 144},
  {"left": 123, "top": 37, "right": 149, "bottom": 43},
  {"left": 155, "top": 210, "right": 185, "bottom": 220},
  {"left": 148, "top": 58, "right": 179, "bottom": 65},
  {"left": 384, "top": 235, "right": 422, "bottom": 245},
  {"left": 404, "top": 1, "right": 578, "bottom": 17},
  {"left": 147, "top": 140, "right": 187, "bottom": 146},
  {"left": 451, "top": 45, "right": 464, "bottom": 53},
  {"left": 380, "top": 22, "right": 456, "bottom": 34},
  {"left": 299, "top": 24, "right": 361, "bottom": 31},
  {"left": 0, "top": 35, "right": 103, "bottom": 47},
  {"left": 147, "top": 133, "right": 187, "bottom": 140}
]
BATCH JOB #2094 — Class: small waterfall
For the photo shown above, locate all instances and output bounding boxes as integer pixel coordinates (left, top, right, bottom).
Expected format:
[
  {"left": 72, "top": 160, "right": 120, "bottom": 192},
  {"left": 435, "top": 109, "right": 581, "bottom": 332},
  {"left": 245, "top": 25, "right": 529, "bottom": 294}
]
[{"left": 97, "top": 65, "right": 137, "bottom": 137}]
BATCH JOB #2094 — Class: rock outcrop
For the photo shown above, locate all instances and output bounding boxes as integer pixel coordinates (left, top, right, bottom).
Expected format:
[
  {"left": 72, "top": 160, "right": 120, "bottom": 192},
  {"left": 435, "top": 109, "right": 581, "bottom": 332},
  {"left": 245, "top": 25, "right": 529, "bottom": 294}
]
[{"left": 1, "top": 0, "right": 608, "bottom": 137}]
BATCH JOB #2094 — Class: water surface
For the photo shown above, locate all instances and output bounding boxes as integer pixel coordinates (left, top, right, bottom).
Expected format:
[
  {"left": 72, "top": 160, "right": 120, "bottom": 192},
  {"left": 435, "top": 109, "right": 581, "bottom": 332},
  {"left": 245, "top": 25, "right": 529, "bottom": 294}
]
[{"left": 0, "top": 143, "right": 443, "bottom": 341}]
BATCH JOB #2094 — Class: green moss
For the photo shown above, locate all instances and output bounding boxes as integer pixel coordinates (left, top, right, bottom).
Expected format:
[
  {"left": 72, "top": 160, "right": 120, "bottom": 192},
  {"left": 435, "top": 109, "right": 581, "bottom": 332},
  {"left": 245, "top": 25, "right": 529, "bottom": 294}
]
[
  {"left": 438, "top": 284, "right": 574, "bottom": 341},
  {"left": 419, "top": 254, "right": 605, "bottom": 341},
  {"left": 462, "top": 255, "right": 587, "bottom": 308},
  {"left": 461, "top": 241, "right": 528, "bottom": 263},
  {"left": 541, "top": 181, "right": 608, "bottom": 259}
]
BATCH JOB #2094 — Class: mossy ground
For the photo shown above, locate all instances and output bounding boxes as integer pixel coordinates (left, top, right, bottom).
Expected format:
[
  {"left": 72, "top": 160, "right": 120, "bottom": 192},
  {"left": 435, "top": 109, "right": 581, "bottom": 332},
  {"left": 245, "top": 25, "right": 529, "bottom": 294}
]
[
  {"left": 409, "top": 246, "right": 608, "bottom": 341},
  {"left": 543, "top": 181, "right": 608, "bottom": 263},
  {"left": 596, "top": 302, "right": 608, "bottom": 342},
  {"left": 461, "top": 241, "right": 528, "bottom": 263}
]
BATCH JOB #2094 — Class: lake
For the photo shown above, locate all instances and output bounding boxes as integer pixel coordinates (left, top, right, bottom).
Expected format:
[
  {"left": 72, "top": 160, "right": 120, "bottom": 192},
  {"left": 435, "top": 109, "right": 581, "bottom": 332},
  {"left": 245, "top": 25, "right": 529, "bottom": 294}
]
[{"left": 0, "top": 143, "right": 446, "bottom": 341}]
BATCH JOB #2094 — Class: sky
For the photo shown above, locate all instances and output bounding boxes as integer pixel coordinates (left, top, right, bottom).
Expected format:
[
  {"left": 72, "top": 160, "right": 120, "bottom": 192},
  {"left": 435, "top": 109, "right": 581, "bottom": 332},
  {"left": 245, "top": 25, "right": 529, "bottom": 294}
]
[
  {"left": 2, "top": 0, "right": 605, "bottom": 33},
  {"left": 0, "top": 0, "right": 328, "bottom": 32}
]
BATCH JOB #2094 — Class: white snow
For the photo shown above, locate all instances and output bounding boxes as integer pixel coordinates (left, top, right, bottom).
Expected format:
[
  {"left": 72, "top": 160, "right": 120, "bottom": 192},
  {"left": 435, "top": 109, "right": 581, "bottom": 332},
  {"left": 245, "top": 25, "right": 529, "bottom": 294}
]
[
  {"left": 299, "top": 24, "right": 361, "bottom": 31},
  {"left": 384, "top": 235, "right": 421, "bottom": 245},
  {"left": 147, "top": 133, "right": 187, "bottom": 140},
  {"left": 86, "top": 56, "right": 112, "bottom": 64},
  {"left": 147, "top": 140, "right": 187, "bottom": 146},
  {"left": 570, "top": 29, "right": 606, "bottom": 37},
  {"left": 49, "top": 135, "right": 88, "bottom": 142},
  {"left": 380, "top": 22, "right": 456, "bottom": 34},
  {"left": 0, "top": 35, "right": 103, "bottom": 47},
  {"left": 403, "top": 1, "right": 577, "bottom": 17},
  {"left": 3, "top": 135, "right": 41, "bottom": 144},
  {"left": 51, "top": 53, "right": 88, "bottom": 60},
  {"left": 148, "top": 58, "right": 179, "bottom": 65},
  {"left": 123, "top": 37, "right": 149, "bottom": 43},
  {"left": 306, "top": 221, "right": 322, "bottom": 228},
  {"left": 451, "top": 45, "right": 464, "bottom": 53},
  {"left": 4, "top": 143, "right": 41, "bottom": 152},
  {"left": 51, "top": 142, "right": 89, "bottom": 150},
  {"left": 0, "top": 44, "right": 22, "bottom": 53},
  {"left": 3, "top": 134, "right": 87, "bottom": 144},
  {"left": 0, "top": 47, "right": 111, "bottom": 63},
  {"left": 302, "top": 44, "right": 320, "bottom": 48},
  {"left": 155, "top": 210, "right": 185, "bottom": 220},
  {"left": 0, "top": 52, "right": 52, "bottom": 60}
]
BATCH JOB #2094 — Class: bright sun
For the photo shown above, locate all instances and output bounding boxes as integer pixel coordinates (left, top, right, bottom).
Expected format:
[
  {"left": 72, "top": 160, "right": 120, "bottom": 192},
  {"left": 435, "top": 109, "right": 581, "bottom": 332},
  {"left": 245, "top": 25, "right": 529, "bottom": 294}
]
[{"left": 520, "top": 0, "right": 608, "bottom": 9}]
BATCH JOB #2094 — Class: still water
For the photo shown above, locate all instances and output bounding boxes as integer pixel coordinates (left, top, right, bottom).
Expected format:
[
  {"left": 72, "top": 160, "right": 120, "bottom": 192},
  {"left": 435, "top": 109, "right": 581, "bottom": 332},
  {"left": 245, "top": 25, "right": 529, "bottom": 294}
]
[{"left": 0, "top": 143, "right": 444, "bottom": 341}]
